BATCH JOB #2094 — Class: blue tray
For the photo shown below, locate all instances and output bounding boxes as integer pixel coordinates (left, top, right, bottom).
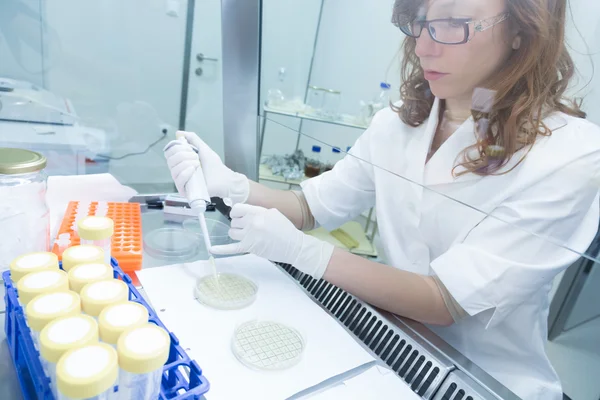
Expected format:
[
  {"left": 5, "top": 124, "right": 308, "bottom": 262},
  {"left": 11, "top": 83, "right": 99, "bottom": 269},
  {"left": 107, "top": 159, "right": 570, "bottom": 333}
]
[{"left": 3, "top": 259, "right": 210, "bottom": 400}]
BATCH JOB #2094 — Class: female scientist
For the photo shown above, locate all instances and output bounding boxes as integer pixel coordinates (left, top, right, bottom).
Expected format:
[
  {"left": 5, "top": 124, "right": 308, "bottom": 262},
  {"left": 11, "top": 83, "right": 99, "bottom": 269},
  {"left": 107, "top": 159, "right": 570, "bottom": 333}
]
[{"left": 165, "top": 0, "right": 600, "bottom": 398}]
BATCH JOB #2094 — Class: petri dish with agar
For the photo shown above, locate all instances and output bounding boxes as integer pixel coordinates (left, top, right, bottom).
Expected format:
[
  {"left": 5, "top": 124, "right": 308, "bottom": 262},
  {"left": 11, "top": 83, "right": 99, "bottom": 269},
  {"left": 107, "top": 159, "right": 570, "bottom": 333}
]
[
  {"left": 232, "top": 320, "right": 304, "bottom": 371},
  {"left": 143, "top": 227, "right": 199, "bottom": 261},
  {"left": 195, "top": 273, "right": 258, "bottom": 310}
]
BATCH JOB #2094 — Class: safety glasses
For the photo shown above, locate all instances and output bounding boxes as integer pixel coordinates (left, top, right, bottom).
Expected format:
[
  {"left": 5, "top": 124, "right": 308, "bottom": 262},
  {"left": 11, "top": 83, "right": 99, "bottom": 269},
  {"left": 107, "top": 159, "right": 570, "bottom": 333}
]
[{"left": 398, "top": 12, "right": 510, "bottom": 45}]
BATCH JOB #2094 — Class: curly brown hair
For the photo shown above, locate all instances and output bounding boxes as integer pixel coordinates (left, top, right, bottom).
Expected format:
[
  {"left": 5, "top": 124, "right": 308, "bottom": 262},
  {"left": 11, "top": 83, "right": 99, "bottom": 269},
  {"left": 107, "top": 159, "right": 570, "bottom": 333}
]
[{"left": 391, "top": 0, "right": 586, "bottom": 176}]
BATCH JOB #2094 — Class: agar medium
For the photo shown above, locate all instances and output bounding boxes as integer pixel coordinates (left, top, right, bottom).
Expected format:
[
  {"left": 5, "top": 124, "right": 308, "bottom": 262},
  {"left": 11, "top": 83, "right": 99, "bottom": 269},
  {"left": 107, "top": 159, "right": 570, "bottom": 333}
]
[
  {"left": 232, "top": 320, "right": 304, "bottom": 371},
  {"left": 194, "top": 273, "right": 258, "bottom": 310}
]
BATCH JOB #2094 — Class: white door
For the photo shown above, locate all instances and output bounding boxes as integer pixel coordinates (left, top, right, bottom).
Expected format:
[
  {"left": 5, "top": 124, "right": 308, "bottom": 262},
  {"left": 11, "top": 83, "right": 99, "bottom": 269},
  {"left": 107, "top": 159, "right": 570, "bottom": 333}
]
[{"left": 184, "top": 0, "right": 225, "bottom": 159}]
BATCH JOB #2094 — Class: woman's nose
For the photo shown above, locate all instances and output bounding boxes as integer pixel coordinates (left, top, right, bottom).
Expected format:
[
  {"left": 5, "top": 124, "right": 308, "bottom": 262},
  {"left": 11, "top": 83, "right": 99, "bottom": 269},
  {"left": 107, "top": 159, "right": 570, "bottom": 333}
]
[{"left": 415, "top": 29, "right": 443, "bottom": 58}]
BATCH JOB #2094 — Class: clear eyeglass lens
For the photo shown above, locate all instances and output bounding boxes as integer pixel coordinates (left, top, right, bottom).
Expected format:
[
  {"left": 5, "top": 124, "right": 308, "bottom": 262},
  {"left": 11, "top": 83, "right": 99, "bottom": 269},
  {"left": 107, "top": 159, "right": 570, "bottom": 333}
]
[{"left": 428, "top": 20, "right": 466, "bottom": 44}]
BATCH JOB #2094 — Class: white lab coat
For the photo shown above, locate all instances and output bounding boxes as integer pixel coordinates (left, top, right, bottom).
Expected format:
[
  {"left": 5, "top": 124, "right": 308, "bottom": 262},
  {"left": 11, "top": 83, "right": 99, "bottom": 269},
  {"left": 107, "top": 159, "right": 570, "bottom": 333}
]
[{"left": 301, "top": 98, "right": 600, "bottom": 400}]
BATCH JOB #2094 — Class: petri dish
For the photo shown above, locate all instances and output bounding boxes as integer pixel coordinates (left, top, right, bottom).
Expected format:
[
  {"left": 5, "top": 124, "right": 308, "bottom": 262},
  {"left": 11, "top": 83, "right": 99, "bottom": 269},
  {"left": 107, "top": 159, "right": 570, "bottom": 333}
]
[
  {"left": 232, "top": 320, "right": 304, "bottom": 371},
  {"left": 194, "top": 273, "right": 257, "bottom": 310},
  {"left": 143, "top": 228, "right": 199, "bottom": 261},
  {"left": 183, "top": 218, "right": 232, "bottom": 258}
]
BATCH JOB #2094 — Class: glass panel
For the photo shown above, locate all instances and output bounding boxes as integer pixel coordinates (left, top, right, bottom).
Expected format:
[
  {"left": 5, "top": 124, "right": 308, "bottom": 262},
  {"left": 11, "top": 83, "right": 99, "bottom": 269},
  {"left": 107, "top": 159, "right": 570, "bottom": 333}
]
[
  {"left": 0, "top": 0, "right": 225, "bottom": 193},
  {"left": 260, "top": 1, "right": 600, "bottom": 399}
]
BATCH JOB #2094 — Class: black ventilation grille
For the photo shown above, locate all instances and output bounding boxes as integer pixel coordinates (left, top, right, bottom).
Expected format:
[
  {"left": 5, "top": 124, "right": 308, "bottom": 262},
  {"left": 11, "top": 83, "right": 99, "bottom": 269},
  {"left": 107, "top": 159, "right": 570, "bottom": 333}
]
[{"left": 278, "top": 264, "right": 447, "bottom": 398}]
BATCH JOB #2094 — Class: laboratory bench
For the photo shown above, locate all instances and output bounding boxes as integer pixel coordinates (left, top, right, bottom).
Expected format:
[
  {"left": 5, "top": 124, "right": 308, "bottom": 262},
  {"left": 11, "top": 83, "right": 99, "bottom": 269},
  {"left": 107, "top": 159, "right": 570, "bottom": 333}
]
[{"left": 0, "top": 195, "right": 519, "bottom": 400}]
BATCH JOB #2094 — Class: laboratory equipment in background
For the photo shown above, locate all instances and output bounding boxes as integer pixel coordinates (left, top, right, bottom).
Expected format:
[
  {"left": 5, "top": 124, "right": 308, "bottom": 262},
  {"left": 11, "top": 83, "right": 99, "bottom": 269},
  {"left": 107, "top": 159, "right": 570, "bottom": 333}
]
[
  {"left": 77, "top": 216, "right": 115, "bottom": 265},
  {"left": 56, "top": 343, "right": 118, "bottom": 400},
  {"left": 306, "top": 86, "right": 325, "bottom": 116},
  {"left": 0, "top": 78, "right": 109, "bottom": 176},
  {"left": 53, "top": 201, "right": 143, "bottom": 275},
  {"left": 324, "top": 147, "right": 342, "bottom": 172},
  {"left": 266, "top": 67, "right": 287, "bottom": 108},
  {"left": 25, "top": 291, "right": 81, "bottom": 349},
  {"left": 321, "top": 89, "right": 341, "bottom": 120},
  {"left": 98, "top": 301, "right": 149, "bottom": 348},
  {"left": 0, "top": 78, "right": 78, "bottom": 125},
  {"left": 80, "top": 279, "right": 129, "bottom": 319},
  {"left": 61, "top": 245, "right": 105, "bottom": 272},
  {"left": 0, "top": 148, "right": 50, "bottom": 271},
  {"left": 17, "top": 269, "right": 69, "bottom": 306},
  {"left": 67, "top": 263, "right": 114, "bottom": 293},
  {"left": 304, "top": 145, "right": 323, "bottom": 178},
  {"left": 117, "top": 324, "right": 170, "bottom": 400},
  {"left": 39, "top": 315, "right": 99, "bottom": 398},
  {"left": 358, "top": 82, "right": 392, "bottom": 125},
  {"left": 9, "top": 252, "right": 58, "bottom": 283}
]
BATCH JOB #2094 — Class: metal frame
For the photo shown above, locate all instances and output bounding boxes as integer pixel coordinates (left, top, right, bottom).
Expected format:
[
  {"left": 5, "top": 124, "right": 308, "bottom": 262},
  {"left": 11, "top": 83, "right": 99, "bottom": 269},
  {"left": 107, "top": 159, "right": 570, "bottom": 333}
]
[{"left": 221, "top": 0, "right": 262, "bottom": 181}]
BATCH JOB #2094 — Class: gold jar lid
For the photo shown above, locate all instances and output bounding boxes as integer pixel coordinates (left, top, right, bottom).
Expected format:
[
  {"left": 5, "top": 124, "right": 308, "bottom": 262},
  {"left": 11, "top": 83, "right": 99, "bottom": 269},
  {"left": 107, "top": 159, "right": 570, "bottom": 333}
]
[
  {"left": 62, "top": 245, "right": 105, "bottom": 272},
  {"left": 98, "top": 301, "right": 149, "bottom": 345},
  {"left": 17, "top": 269, "right": 69, "bottom": 305},
  {"left": 77, "top": 217, "right": 114, "bottom": 241},
  {"left": 40, "top": 314, "right": 99, "bottom": 364},
  {"left": 68, "top": 263, "right": 113, "bottom": 293},
  {"left": 10, "top": 252, "right": 59, "bottom": 283},
  {"left": 80, "top": 279, "right": 129, "bottom": 317},
  {"left": 25, "top": 291, "right": 81, "bottom": 332},
  {"left": 56, "top": 343, "right": 118, "bottom": 399},
  {"left": 117, "top": 324, "right": 170, "bottom": 374},
  {"left": 0, "top": 148, "right": 47, "bottom": 174}
]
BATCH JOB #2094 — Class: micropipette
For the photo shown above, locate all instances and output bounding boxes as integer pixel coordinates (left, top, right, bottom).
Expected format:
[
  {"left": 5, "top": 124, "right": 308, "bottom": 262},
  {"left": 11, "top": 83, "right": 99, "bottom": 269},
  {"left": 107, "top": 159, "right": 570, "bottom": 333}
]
[{"left": 170, "top": 132, "right": 218, "bottom": 276}]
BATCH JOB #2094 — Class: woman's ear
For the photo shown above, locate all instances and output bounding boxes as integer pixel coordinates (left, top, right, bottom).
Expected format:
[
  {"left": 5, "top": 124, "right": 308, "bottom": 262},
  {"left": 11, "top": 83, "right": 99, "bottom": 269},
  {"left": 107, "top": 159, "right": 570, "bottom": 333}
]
[{"left": 512, "top": 35, "right": 522, "bottom": 50}]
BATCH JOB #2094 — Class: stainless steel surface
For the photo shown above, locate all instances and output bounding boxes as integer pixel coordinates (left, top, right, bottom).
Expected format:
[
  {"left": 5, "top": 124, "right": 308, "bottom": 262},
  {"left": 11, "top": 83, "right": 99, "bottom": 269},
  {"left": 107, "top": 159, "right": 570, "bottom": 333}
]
[{"left": 221, "top": 0, "right": 261, "bottom": 181}]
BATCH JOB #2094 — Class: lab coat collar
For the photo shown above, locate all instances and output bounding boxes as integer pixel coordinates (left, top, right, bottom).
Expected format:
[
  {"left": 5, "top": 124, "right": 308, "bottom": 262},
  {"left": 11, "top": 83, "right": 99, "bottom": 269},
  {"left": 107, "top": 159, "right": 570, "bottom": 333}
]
[{"left": 423, "top": 98, "right": 481, "bottom": 187}]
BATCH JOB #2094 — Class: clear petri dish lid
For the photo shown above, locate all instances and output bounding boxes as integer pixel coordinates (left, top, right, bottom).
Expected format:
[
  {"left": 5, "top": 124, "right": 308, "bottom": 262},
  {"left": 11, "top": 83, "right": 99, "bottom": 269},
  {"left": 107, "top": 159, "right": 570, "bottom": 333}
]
[
  {"left": 194, "top": 273, "right": 258, "bottom": 310},
  {"left": 143, "top": 227, "right": 199, "bottom": 260},
  {"left": 232, "top": 320, "right": 304, "bottom": 371},
  {"left": 183, "top": 218, "right": 231, "bottom": 243}
]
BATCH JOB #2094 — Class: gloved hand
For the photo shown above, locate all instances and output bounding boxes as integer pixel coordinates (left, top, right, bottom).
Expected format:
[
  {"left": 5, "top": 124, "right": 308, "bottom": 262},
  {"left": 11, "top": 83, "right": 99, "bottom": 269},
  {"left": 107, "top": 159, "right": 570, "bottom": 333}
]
[
  {"left": 164, "top": 131, "right": 250, "bottom": 205},
  {"left": 211, "top": 204, "right": 335, "bottom": 279}
]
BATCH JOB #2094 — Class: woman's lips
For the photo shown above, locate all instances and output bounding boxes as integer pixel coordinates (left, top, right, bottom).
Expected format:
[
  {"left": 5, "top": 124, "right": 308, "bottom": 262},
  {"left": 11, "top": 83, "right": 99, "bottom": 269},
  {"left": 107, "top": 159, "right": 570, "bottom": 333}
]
[{"left": 424, "top": 70, "right": 449, "bottom": 81}]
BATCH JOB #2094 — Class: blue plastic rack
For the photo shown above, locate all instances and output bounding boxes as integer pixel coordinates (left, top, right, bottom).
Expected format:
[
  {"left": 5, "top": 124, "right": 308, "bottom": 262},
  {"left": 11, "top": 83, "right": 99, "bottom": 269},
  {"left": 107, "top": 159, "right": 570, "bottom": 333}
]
[{"left": 3, "top": 259, "right": 210, "bottom": 400}]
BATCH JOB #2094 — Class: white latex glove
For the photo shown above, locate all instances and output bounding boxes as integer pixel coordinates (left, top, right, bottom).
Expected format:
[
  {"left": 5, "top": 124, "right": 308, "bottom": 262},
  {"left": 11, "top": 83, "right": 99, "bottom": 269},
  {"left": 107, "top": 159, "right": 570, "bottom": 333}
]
[
  {"left": 211, "top": 204, "right": 335, "bottom": 279},
  {"left": 163, "top": 131, "right": 249, "bottom": 205}
]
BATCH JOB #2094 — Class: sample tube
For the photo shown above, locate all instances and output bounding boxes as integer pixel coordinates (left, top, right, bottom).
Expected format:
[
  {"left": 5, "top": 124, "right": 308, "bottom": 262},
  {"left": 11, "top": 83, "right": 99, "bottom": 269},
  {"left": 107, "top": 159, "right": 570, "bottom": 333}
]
[
  {"left": 17, "top": 269, "right": 69, "bottom": 306},
  {"left": 117, "top": 324, "right": 170, "bottom": 400},
  {"left": 62, "top": 245, "right": 105, "bottom": 272},
  {"left": 77, "top": 217, "right": 114, "bottom": 266},
  {"left": 9, "top": 252, "right": 59, "bottom": 283},
  {"left": 80, "top": 279, "right": 129, "bottom": 319},
  {"left": 98, "top": 301, "right": 149, "bottom": 348},
  {"left": 68, "top": 263, "right": 113, "bottom": 293},
  {"left": 25, "top": 291, "right": 81, "bottom": 350},
  {"left": 56, "top": 343, "right": 118, "bottom": 400},
  {"left": 39, "top": 315, "right": 99, "bottom": 399}
]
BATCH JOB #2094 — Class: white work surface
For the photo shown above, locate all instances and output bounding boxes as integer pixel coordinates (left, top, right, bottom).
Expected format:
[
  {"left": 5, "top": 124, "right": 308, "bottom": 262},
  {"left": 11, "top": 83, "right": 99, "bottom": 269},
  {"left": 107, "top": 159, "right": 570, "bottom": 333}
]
[
  {"left": 137, "top": 255, "right": 376, "bottom": 400},
  {"left": 305, "top": 365, "right": 421, "bottom": 400}
]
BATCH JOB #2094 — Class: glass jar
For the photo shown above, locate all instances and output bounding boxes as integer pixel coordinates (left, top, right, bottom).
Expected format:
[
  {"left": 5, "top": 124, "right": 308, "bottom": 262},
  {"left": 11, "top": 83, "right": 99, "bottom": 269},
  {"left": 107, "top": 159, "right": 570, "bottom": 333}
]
[
  {"left": 321, "top": 89, "right": 341, "bottom": 120},
  {"left": 306, "top": 86, "right": 325, "bottom": 116},
  {"left": 0, "top": 148, "right": 50, "bottom": 272}
]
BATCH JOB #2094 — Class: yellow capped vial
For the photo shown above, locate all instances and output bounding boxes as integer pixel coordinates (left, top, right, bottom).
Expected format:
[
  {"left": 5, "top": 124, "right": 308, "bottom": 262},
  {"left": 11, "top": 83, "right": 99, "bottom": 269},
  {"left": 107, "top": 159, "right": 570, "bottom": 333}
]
[
  {"left": 117, "top": 324, "right": 170, "bottom": 400},
  {"left": 40, "top": 315, "right": 99, "bottom": 398},
  {"left": 77, "top": 217, "right": 114, "bottom": 265},
  {"left": 17, "top": 269, "right": 69, "bottom": 306},
  {"left": 98, "top": 301, "right": 149, "bottom": 346},
  {"left": 62, "top": 245, "right": 104, "bottom": 272},
  {"left": 26, "top": 291, "right": 81, "bottom": 348},
  {"left": 80, "top": 279, "right": 129, "bottom": 318},
  {"left": 56, "top": 343, "right": 118, "bottom": 400},
  {"left": 68, "top": 263, "right": 113, "bottom": 293},
  {"left": 10, "top": 252, "right": 58, "bottom": 283}
]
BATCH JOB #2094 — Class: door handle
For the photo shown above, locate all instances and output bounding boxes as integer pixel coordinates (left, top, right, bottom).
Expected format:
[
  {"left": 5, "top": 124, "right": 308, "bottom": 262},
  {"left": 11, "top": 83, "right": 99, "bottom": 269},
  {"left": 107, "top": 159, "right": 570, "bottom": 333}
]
[{"left": 196, "top": 53, "right": 218, "bottom": 63}]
